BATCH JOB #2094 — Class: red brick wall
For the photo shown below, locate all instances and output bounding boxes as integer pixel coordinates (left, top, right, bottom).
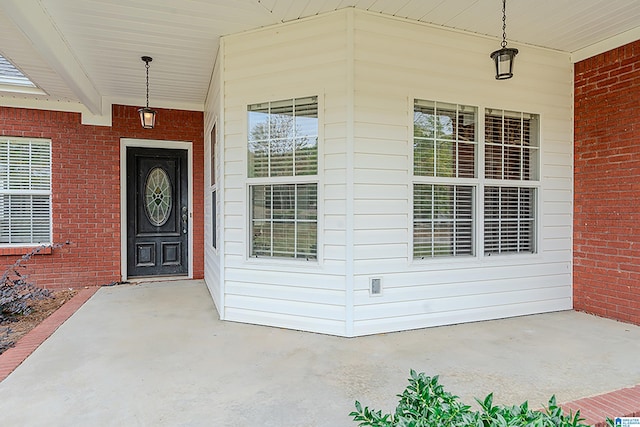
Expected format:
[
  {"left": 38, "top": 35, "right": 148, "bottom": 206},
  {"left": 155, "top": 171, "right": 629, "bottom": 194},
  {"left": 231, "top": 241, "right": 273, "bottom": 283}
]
[
  {"left": 0, "top": 105, "right": 204, "bottom": 289},
  {"left": 574, "top": 40, "right": 640, "bottom": 325}
]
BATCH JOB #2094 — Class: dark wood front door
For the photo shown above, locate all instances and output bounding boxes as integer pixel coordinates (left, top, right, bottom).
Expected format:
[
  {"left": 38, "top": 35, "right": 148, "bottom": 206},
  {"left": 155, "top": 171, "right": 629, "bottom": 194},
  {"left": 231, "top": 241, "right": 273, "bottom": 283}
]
[{"left": 127, "top": 147, "right": 188, "bottom": 277}]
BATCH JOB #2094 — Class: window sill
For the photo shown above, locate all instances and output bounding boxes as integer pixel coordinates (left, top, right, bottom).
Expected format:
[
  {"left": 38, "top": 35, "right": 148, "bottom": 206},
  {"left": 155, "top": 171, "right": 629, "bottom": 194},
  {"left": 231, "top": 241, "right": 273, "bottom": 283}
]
[{"left": 0, "top": 246, "right": 52, "bottom": 257}]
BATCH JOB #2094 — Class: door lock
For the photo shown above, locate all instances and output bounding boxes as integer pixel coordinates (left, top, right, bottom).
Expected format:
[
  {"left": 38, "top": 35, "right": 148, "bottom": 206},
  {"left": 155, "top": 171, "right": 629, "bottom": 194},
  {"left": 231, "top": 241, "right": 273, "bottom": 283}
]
[{"left": 181, "top": 206, "right": 188, "bottom": 234}]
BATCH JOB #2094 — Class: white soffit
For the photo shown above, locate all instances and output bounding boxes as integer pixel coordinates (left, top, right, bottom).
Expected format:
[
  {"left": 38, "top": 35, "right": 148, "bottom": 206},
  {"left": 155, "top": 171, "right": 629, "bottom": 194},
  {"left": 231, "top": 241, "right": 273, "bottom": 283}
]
[{"left": 0, "top": 0, "right": 638, "bottom": 118}]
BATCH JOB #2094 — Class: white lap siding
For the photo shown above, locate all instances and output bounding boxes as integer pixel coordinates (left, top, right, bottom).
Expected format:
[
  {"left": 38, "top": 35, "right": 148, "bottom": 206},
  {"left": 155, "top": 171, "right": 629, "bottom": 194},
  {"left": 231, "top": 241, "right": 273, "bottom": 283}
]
[
  {"left": 219, "top": 13, "right": 350, "bottom": 336},
  {"left": 350, "top": 12, "right": 572, "bottom": 336},
  {"left": 205, "top": 9, "right": 573, "bottom": 336},
  {"left": 204, "top": 47, "right": 223, "bottom": 316}
]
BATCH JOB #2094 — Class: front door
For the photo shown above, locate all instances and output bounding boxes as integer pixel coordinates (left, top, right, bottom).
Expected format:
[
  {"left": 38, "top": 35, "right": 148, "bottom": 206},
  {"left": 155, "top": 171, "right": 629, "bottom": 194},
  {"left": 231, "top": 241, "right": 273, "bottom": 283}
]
[{"left": 126, "top": 147, "right": 188, "bottom": 277}]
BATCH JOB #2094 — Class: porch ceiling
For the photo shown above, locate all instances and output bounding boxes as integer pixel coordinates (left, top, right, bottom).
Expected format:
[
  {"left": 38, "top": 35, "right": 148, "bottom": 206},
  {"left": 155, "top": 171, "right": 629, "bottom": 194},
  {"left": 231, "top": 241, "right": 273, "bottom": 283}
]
[{"left": 0, "top": 0, "right": 639, "bottom": 121}]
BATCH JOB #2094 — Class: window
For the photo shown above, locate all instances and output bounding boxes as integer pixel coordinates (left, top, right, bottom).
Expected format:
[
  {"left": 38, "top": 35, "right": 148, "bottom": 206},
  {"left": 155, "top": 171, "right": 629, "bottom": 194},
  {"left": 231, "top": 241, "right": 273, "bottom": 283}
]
[
  {"left": 484, "top": 110, "right": 539, "bottom": 255},
  {"left": 414, "top": 184, "right": 473, "bottom": 257},
  {"left": 484, "top": 186, "right": 535, "bottom": 254},
  {"left": 413, "top": 100, "right": 539, "bottom": 259},
  {"left": 251, "top": 184, "right": 317, "bottom": 259},
  {"left": 248, "top": 96, "right": 318, "bottom": 259},
  {"left": 210, "top": 124, "right": 217, "bottom": 249},
  {"left": 413, "top": 100, "right": 477, "bottom": 258},
  {"left": 0, "top": 137, "right": 51, "bottom": 245}
]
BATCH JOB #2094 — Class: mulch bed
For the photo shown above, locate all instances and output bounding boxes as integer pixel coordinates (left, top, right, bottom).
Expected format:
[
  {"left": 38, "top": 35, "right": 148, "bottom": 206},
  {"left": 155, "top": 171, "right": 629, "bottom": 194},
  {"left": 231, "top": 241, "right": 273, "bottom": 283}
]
[{"left": 0, "top": 289, "right": 77, "bottom": 355}]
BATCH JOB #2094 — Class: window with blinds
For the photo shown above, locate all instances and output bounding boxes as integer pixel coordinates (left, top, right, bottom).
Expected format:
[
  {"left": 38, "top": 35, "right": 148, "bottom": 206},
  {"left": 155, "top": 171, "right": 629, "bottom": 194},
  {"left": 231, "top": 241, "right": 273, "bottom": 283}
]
[
  {"left": 485, "top": 110, "right": 539, "bottom": 181},
  {"left": 413, "top": 100, "right": 539, "bottom": 259},
  {"left": 414, "top": 99, "right": 477, "bottom": 178},
  {"left": 484, "top": 109, "right": 539, "bottom": 255},
  {"left": 251, "top": 184, "right": 317, "bottom": 259},
  {"left": 413, "top": 100, "right": 477, "bottom": 258},
  {"left": 248, "top": 96, "right": 318, "bottom": 178},
  {"left": 247, "top": 96, "right": 318, "bottom": 259},
  {"left": 414, "top": 184, "right": 473, "bottom": 258},
  {"left": 484, "top": 186, "right": 535, "bottom": 254},
  {"left": 211, "top": 124, "right": 218, "bottom": 250},
  {"left": 0, "top": 137, "right": 51, "bottom": 245}
]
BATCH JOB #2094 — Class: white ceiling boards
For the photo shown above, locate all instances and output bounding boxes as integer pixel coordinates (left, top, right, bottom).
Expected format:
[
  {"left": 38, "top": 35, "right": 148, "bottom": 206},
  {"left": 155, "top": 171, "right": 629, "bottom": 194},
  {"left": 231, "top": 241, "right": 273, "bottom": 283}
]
[{"left": 0, "top": 0, "right": 639, "bottom": 120}]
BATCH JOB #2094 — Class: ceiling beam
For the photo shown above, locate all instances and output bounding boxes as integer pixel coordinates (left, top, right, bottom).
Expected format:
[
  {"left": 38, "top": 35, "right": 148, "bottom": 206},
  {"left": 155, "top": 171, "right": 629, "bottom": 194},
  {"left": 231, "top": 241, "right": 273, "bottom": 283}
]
[{"left": 0, "top": 0, "right": 103, "bottom": 115}]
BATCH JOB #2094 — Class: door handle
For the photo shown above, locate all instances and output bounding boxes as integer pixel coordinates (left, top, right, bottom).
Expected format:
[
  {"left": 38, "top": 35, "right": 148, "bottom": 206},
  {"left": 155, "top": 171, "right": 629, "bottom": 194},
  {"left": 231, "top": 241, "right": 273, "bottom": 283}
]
[{"left": 181, "top": 206, "right": 188, "bottom": 234}]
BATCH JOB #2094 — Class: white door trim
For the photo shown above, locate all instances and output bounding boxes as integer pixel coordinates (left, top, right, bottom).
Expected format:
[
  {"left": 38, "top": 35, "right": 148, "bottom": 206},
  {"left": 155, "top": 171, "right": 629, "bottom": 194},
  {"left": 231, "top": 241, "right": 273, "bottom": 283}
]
[{"left": 120, "top": 138, "right": 194, "bottom": 281}]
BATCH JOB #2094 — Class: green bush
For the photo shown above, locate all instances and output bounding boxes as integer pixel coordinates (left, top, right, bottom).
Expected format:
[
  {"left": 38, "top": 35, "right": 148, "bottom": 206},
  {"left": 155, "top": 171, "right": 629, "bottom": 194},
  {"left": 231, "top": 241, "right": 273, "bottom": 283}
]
[{"left": 350, "top": 370, "right": 610, "bottom": 427}]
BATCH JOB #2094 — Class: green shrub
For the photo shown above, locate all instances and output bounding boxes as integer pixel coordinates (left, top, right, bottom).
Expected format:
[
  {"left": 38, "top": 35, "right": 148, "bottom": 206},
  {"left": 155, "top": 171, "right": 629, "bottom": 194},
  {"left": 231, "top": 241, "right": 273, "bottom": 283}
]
[{"left": 350, "top": 370, "right": 596, "bottom": 427}]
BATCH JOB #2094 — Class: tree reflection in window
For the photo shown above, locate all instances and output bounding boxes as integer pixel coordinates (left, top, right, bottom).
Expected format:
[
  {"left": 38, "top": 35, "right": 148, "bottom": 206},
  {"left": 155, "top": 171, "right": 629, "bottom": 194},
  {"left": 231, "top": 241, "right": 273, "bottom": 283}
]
[
  {"left": 248, "top": 97, "right": 318, "bottom": 178},
  {"left": 248, "top": 96, "right": 318, "bottom": 260},
  {"left": 414, "top": 100, "right": 477, "bottom": 178}
]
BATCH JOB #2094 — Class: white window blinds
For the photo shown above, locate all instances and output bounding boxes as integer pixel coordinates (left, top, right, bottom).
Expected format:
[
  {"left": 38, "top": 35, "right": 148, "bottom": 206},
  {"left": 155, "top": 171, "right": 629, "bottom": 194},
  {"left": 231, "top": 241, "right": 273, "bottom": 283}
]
[
  {"left": 248, "top": 96, "right": 318, "bottom": 260},
  {"left": 484, "top": 109, "right": 539, "bottom": 255},
  {"left": 0, "top": 138, "right": 51, "bottom": 244},
  {"left": 413, "top": 100, "right": 539, "bottom": 259}
]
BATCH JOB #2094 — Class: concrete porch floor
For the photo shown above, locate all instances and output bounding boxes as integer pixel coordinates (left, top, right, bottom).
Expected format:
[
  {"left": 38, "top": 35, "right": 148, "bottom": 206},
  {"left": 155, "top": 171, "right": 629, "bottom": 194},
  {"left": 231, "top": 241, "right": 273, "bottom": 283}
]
[{"left": 0, "top": 279, "right": 639, "bottom": 426}]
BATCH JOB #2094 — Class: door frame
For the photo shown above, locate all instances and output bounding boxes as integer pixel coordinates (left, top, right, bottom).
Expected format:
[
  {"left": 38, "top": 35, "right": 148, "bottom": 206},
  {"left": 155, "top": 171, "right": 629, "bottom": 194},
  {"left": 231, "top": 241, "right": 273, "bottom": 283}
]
[{"left": 120, "top": 138, "right": 193, "bottom": 281}]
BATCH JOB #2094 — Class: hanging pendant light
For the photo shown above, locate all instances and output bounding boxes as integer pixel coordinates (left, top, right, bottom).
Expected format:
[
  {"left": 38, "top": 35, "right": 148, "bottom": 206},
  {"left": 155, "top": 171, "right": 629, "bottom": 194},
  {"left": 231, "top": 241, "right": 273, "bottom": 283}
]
[
  {"left": 138, "top": 56, "right": 157, "bottom": 129},
  {"left": 490, "top": 0, "right": 518, "bottom": 80}
]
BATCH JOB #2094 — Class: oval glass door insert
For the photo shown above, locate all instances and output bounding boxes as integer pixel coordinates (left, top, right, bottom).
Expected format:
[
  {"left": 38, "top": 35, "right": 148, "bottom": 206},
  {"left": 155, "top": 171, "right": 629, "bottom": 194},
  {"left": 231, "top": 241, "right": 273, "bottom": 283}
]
[{"left": 144, "top": 167, "right": 172, "bottom": 226}]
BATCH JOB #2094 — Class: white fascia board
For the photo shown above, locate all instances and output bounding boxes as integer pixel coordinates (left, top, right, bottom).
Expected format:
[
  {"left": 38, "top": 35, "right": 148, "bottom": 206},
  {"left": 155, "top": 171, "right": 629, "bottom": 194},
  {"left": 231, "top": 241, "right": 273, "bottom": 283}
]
[{"left": 571, "top": 26, "right": 640, "bottom": 63}]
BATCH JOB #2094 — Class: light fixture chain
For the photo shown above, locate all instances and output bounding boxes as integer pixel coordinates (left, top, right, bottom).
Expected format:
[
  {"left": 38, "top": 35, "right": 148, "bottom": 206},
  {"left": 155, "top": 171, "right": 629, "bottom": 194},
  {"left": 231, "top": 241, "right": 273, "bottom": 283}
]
[
  {"left": 145, "top": 61, "right": 150, "bottom": 108},
  {"left": 501, "top": 0, "right": 507, "bottom": 48}
]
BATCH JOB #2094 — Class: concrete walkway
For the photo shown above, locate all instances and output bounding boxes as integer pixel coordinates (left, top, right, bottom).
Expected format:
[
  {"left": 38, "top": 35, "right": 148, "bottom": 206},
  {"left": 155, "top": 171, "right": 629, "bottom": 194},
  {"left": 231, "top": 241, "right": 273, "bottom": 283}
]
[{"left": 0, "top": 279, "right": 639, "bottom": 426}]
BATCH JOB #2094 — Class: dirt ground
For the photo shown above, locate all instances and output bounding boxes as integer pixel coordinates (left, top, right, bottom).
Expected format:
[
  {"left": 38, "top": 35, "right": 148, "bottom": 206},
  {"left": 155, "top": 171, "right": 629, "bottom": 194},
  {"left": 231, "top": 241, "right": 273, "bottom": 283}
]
[{"left": 0, "top": 289, "right": 77, "bottom": 355}]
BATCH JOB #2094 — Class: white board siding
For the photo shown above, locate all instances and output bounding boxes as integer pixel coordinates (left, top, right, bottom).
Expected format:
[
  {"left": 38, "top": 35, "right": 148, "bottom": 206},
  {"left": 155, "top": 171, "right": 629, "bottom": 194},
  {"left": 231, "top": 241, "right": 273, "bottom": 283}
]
[
  {"left": 353, "top": 299, "right": 572, "bottom": 337},
  {"left": 225, "top": 294, "right": 344, "bottom": 321},
  {"left": 204, "top": 9, "right": 574, "bottom": 336},
  {"left": 347, "top": 11, "right": 572, "bottom": 336},
  {"left": 204, "top": 44, "right": 223, "bottom": 316},
  {"left": 354, "top": 273, "right": 571, "bottom": 300},
  {"left": 218, "top": 12, "right": 350, "bottom": 334},
  {"left": 355, "top": 287, "right": 571, "bottom": 320},
  {"left": 224, "top": 307, "right": 346, "bottom": 336}
]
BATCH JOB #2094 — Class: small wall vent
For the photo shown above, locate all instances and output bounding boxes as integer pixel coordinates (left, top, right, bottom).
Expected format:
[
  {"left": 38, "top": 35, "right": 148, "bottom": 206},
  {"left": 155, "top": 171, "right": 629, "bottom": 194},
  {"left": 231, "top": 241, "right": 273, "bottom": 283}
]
[{"left": 369, "top": 277, "right": 382, "bottom": 296}]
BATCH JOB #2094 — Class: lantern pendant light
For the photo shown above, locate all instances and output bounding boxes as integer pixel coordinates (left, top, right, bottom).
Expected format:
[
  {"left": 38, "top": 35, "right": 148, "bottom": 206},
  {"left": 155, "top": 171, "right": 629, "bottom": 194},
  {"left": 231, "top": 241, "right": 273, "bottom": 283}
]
[
  {"left": 138, "top": 56, "right": 157, "bottom": 129},
  {"left": 490, "top": 0, "right": 518, "bottom": 80}
]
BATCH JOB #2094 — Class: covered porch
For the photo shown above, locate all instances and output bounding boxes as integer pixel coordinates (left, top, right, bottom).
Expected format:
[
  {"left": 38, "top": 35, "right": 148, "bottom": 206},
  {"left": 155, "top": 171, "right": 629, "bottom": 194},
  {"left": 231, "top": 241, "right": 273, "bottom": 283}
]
[{"left": 0, "top": 279, "right": 639, "bottom": 426}]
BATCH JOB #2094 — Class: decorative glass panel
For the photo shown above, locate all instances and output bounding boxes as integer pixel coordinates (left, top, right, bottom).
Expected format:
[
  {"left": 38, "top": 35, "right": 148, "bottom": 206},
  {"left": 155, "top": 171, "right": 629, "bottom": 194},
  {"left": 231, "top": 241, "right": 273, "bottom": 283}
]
[{"left": 144, "top": 167, "right": 172, "bottom": 227}]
